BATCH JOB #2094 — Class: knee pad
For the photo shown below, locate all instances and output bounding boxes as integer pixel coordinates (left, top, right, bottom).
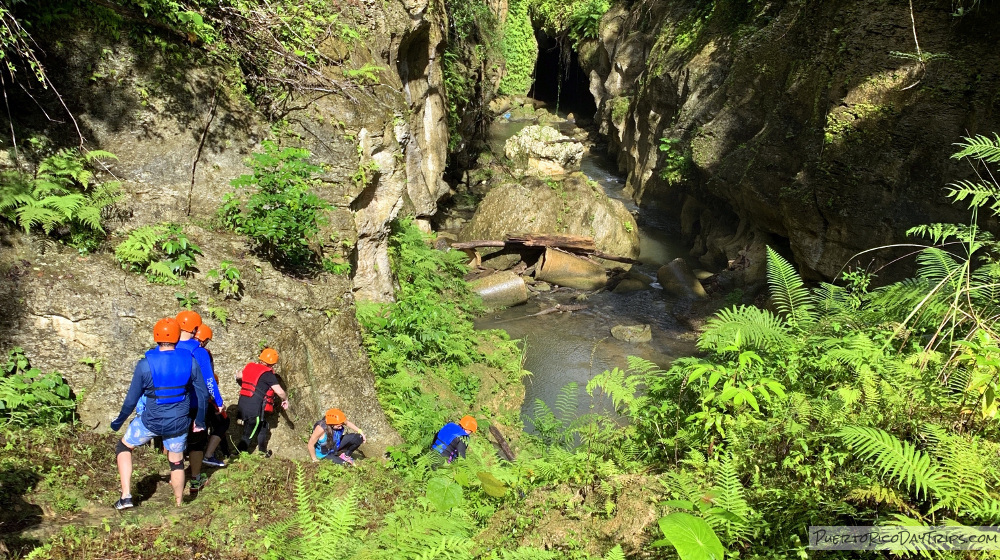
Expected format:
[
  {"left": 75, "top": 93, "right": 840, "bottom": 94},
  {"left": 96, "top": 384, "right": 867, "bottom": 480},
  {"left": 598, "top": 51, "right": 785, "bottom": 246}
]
[
  {"left": 115, "top": 440, "right": 132, "bottom": 455},
  {"left": 169, "top": 459, "right": 185, "bottom": 472}
]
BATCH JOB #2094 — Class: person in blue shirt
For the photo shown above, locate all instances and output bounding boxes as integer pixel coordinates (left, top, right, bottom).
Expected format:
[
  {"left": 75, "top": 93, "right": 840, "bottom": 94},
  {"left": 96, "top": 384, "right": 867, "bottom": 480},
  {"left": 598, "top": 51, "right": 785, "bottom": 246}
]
[
  {"left": 308, "top": 408, "right": 366, "bottom": 465},
  {"left": 193, "top": 325, "right": 230, "bottom": 468},
  {"left": 110, "top": 318, "right": 208, "bottom": 509},
  {"left": 432, "top": 416, "right": 477, "bottom": 463},
  {"left": 175, "top": 311, "right": 224, "bottom": 492}
]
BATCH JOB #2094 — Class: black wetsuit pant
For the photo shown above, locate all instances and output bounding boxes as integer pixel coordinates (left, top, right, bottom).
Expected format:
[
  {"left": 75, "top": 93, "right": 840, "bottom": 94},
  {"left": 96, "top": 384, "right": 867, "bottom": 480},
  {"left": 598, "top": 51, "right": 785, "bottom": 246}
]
[
  {"left": 334, "top": 433, "right": 363, "bottom": 457},
  {"left": 440, "top": 438, "right": 468, "bottom": 463},
  {"left": 237, "top": 401, "right": 270, "bottom": 454}
]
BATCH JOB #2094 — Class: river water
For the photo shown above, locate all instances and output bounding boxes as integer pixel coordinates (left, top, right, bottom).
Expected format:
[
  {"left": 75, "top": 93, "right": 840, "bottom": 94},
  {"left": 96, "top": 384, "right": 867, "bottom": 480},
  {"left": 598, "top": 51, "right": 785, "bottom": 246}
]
[{"left": 473, "top": 116, "right": 702, "bottom": 421}]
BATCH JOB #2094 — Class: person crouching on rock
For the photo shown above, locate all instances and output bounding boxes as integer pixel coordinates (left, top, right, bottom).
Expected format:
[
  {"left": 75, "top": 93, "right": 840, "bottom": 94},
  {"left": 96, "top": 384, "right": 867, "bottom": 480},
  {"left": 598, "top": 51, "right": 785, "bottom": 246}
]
[
  {"left": 308, "top": 408, "right": 366, "bottom": 465},
  {"left": 236, "top": 347, "right": 288, "bottom": 456},
  {"left": 109, "top": 317, "right": 209, "bottom": 509},
  {"left": 432, "top": 416, "right": 477, "bottom": 463}
]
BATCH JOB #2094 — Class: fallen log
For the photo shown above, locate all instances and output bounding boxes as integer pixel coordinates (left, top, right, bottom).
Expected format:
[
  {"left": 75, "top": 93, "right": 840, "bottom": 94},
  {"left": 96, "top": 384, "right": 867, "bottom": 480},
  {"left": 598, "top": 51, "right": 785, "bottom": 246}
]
[{"left": 450, "top": 233, "right": 638, "bottom": 264}]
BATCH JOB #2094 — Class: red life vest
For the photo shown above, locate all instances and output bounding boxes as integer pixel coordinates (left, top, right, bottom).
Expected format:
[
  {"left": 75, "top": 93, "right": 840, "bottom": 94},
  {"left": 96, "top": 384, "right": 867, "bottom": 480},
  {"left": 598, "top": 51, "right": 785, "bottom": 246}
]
[{"left": 239, "top": 362, "right": 276, "bottom": 413}]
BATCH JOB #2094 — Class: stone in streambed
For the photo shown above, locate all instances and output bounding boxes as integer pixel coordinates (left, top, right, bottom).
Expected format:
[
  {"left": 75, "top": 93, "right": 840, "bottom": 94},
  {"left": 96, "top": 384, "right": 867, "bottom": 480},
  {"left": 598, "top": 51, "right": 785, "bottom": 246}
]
[
  {"left": 657, "top": 258, "right": 708, "bottom": 299},
  {"left": 611, "top": 324, "right": 652, "bottom": 343}
]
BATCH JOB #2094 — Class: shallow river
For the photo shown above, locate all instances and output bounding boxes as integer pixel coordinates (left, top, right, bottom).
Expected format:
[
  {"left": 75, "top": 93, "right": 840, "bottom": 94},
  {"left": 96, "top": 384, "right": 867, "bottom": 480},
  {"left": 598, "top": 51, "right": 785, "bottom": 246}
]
[{"left": 474, "top": 117, "right": 701, "bottom": 421}]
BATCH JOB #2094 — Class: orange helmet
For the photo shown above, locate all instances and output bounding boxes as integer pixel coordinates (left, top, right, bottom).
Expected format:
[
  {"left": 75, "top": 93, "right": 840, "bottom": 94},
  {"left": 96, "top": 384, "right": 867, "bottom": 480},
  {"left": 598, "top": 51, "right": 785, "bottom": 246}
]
[
  {"left": 194, "top": 324, "right": 213, "bottom": 342},
  {"left": 153, "top": 318, "right": 181, "bottom": 344},
  {"left": 176, "top": 310, "right": 202, "bottom": 333},
  {"left": 459, "top": 415, "right": 478, "bottom": 433},
  {"left": 325, "top": 408, "right": 346, "bottom": 425},
  {"left": 259, "top": 347, "right": 279, "bottom": 365}
]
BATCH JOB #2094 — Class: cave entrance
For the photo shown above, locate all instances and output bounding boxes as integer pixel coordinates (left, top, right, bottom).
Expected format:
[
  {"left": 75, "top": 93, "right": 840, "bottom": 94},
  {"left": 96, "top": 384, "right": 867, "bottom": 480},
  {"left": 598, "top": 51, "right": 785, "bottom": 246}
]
[{"left": 529, "top": 30, "right": 597, "bottom": 118}]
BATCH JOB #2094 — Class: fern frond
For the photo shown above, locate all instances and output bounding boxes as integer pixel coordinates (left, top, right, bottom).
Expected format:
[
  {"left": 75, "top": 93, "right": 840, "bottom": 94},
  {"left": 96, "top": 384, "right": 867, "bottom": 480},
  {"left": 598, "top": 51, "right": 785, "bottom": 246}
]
[
  {"left": 845, "top": 482, "right": 920, "bottom": 516},
  {"left": 699, "top": 305, "right": 792, "bottom": 353},
  {"left": 766, "top": 246, "right": 817, "bottom": 328},
  {"left": 602, "top": 545, "right": 625, "bottom": 560},
  {"left": 555, "top": 382, "right": 579, "bottom": 420},
  {"left": 839, "top": 427, "right": 940, "bottom": 499},
  {"left": 952, "top": 133, "right": 1000, "bottom": 163}
]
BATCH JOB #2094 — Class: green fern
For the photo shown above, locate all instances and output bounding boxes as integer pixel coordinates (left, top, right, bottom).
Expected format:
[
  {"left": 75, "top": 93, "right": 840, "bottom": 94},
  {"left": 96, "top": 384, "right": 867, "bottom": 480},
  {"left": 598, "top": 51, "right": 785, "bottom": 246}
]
[
  {"left": 698, "top": 305, "right": 791, "bottom": 353},
  {"left": 259, "top": 464, "right": 359, "bottom": 560},
  {"left": 766, "top": 246, "right": 817, "bottom": 328},
  {"left": 838, "top": 427, "right": 939, "bottom": 499},
  {"left": 602, "top": 545, "right": 625, "bottom": 560},
  {"left": 951, "top": 133, "right": 1000, "bottom": 164},
  {"left": 0, "top": 148, "right": 120, "bottom": 242}
]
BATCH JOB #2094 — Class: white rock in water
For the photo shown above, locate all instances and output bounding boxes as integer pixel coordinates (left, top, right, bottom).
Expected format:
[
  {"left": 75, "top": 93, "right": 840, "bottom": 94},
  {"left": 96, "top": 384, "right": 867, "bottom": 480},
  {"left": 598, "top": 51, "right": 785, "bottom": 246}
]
[{"left": 504, "top": 125, "right": 584, "bottom": 174}]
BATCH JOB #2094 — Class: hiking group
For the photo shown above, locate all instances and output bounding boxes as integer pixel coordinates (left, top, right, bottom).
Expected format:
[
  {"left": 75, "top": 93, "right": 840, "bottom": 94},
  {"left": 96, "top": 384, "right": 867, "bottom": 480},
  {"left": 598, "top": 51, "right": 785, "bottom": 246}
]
[{"left": 108, "top": 313, "right": 479, "bottom": 509}]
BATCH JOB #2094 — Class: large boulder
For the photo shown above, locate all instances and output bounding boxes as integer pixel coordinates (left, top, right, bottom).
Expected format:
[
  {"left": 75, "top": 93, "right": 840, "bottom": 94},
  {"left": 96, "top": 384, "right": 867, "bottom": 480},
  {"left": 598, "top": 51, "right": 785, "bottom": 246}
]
[
  {"left": 459, "top": 173, "right": 640, "bottom": 264},
  {"left": 504, "top": 125, "right": 585, "bottom": 175}
]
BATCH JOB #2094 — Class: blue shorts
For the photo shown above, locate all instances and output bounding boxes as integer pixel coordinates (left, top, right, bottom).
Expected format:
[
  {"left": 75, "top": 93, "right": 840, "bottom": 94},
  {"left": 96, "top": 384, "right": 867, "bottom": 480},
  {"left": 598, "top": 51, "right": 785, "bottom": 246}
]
[{"left": 123, "top": 415, "right": 187, "bottom": 453}]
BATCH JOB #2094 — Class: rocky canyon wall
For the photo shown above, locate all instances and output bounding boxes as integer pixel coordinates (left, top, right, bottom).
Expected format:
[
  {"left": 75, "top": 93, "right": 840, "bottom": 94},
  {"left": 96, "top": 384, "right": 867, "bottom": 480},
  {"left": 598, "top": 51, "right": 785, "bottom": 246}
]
[
  {"left": 580, "top": 0, "right": 1000, "bottom": 280},
  {"left": 0, "top": 0, "right": 453, "bottom": 457}
]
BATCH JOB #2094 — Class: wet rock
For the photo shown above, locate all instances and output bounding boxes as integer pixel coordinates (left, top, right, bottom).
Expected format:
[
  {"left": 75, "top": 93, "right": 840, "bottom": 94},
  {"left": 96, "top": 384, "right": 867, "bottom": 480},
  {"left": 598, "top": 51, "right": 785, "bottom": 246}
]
[
  {"left": 536, "top": 248, "right": 607, "bottom": 291},
  {"left": 613, "top": 277, "right": 648, "bottom": 293},
  {"left": 459, "top": 173, "right": 639, "bottom": 265},
  {"left": 469, "top": 271, "right": 528, "bottom": 308},
  {"left": 531, "top": 281, "right": 552, "bottom": 292},
  {"left": 611, "top": 324, "right": 652, "bottom": 343},
  {"left": 657, "top": 258, "right": 708, "bottom": 299},
  {"left": 504, "top": 125, "right": 584, "bottom": 175}
]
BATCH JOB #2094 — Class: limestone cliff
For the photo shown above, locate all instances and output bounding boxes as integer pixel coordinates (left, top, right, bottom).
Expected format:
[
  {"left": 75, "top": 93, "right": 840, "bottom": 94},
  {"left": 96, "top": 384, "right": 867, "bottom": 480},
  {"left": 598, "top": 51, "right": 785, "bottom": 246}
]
[
  {"left": 580, "top": 0, "right": 1000, "bottom": 280},
  {"left": 0, "top": 0, "right": 454, "bottom": 457}
]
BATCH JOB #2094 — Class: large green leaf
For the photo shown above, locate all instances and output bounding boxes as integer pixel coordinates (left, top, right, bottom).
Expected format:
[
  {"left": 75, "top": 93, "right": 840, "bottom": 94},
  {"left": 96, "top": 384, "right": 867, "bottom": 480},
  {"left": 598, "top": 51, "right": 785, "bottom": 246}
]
[
  {"left": 426, "top": 477, "right": 464, "bottom": 512},
  {"left": 654, "top": 512, "right": 726, "bottom": 560}
]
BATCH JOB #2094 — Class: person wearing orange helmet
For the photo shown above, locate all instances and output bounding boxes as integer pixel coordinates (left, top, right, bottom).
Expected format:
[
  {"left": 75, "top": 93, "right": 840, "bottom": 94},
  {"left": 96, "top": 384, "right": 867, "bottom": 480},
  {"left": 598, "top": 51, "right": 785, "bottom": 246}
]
[
  {"left": 174, "top": 311, "right": 223, "bottom": 492},
  {"left": 195, "top": 325, "right": 230, "bottom": 469},
  {"left": 307, "top": 408, "right": 366, "bottom": 465},
  {"left": 109, "top": 318, "right": 208, "bottom": 509},
  {"left": 235, "top": 347, "right": 288, "bottom": 456},
  {"left": 432, "top": 415, "right": 478, "bottom": 463}
]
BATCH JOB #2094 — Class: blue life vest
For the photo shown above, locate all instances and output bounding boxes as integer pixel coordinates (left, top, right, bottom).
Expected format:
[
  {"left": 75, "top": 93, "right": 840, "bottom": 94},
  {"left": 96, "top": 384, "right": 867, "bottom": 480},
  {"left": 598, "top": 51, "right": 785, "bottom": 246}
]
[
  {"left": 143, "top": 348, "right": 193, "bottom": 405},
  {"left": 315, "top": 420, "right": 344, "bottom": 458},
  {"left": 432, "top": 422, "right": 467, "bottom": 454}
]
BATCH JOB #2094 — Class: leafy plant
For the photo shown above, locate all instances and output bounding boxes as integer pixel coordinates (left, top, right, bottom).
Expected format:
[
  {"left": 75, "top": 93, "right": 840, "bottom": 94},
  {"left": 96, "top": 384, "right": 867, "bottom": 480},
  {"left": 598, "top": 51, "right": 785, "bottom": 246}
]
[
  {"left": 1, "top": 348, "right": 75, "bottom": 427},
  {"left": 115, "top": 224, "right": 202, "bottom": 284},
  {"left": 206, "top": 298, "right": 228, "bottom": 327},
  {"left": 658, "top": 137, "right": 692, "bottom": 185},
  {"left": 259, "top": 464, "right": 359, "bottom": 559},
  {"left": 653, "top": 512, "right": 726, "bottom": 560},
  {"left": 207, "top": 260, "right": 242, "bottom": 298},
  {"left": 175, "top": 290, "right": 200, "bottom": 309},
  {"left": 0, "top": 148, "right": 121, "bottom": 251},
  {"left": 220, "top": 141, "right": 330, "bottom": 270},
  {"left": 344, "top": 63, "right": 384, "bottom": 85}
]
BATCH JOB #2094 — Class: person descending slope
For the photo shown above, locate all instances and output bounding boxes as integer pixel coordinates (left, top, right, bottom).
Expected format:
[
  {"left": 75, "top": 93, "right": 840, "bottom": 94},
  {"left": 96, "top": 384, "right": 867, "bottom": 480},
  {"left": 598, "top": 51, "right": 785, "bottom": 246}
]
[
  {"left": 307, "top": 408, "right": 366, "bottom": 465},
  {"left": 195, "top": 325, "right": 230, "bottom": 468},
  {"left": 175, "top": 311, "right": 222, "bottom": 493},
  {"left": 432, "top": 415, "right": 477, "bottom": 463},
  {"left": 109, "top": 318, "right": 208, "bottom": 509},
  {"left": 236, "top": 348, "right": 289, "bottom": 456}
]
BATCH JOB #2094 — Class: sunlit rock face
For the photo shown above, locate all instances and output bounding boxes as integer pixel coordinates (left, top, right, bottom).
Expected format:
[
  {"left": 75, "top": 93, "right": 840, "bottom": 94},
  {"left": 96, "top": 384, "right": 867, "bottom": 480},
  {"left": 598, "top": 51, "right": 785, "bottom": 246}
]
[
  {"left": 579, "top": 0, "right": 1000, "bottom": 280},
  {"left": 0, "top": 0, "right": 456, "bottom": 454},
  {"left": 504, "top": 125, "right": 585, "bottom": 175}
]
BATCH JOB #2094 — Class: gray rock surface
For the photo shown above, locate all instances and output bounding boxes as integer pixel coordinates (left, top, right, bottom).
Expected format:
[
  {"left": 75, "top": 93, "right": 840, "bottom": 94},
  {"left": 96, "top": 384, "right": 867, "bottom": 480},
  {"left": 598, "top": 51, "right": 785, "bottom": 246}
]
[
  {"left": 657, "top": 259, "right": 708, "bottom": 299},
  {"left": 610, "top": 324, "right": 652, "bottom": 343},
  {"left": 459, "top": 173, "right": 640, "bottom": 263},
  {"left": 504, "top": 125, "right": 585, "bottom": 175},
  {"left": 580, "top": 0, "right": 1000, "bottom": 281},
  {"left": 0, "top": 232, "right": 402, "bottom": 459}
]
